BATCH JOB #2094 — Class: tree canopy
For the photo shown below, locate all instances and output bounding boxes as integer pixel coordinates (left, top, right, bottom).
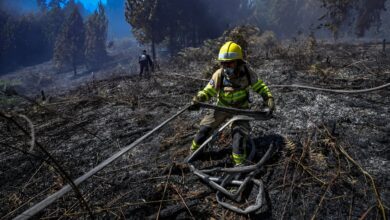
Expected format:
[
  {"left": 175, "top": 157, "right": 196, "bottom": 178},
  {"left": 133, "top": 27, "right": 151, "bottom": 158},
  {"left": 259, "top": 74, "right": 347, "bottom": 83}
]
[
  {"left": 53, "top": 5, "right": 85, "bottom": 75},
  {"left": 85, "top": 2, "right": 108, "bottom": 70}
]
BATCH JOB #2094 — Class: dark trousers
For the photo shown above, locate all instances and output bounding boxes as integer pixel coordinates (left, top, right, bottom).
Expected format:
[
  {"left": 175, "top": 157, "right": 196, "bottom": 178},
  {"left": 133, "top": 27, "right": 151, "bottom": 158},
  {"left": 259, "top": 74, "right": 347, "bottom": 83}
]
[
  {"left": 192, "top": 110, "right": 250, "bottom": 164},
  {"left": 139, "top": 62, "right": 150, "bottom": 77}
]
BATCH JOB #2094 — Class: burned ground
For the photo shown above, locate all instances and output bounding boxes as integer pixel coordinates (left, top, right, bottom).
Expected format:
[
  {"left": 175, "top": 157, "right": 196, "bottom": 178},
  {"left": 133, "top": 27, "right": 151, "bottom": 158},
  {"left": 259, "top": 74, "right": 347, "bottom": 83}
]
[{"left": 0, "top": 42, "right": 389, "bottom": 219}]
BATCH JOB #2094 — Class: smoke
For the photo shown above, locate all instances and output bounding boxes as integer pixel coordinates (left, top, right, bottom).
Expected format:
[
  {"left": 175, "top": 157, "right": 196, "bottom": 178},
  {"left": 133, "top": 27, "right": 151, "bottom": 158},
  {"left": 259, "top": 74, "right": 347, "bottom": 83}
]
[
  {"left": 106, "top": 0, "right": 131, "bottom": 39},
  {"left": 0, "top": 0, "right": 38, "bottom": 14}
]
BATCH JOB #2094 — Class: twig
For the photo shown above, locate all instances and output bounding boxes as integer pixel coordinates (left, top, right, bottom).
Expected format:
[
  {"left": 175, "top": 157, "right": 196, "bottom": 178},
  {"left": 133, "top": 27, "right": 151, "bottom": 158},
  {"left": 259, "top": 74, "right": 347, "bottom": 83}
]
[
  {"left": 323, "top": 127, "right": 387, "bottom": 220},
  {"left": 337, "top": 145, "right": 387, "bottom": 220},
  {"left": 292, "top": 158, "right": 326, "bottom": 185},
  {"left": 310, "top": 144, "right": 341, "bottom": 220},
  {"left": 1, "top": 185, "right": 54, "bottom": 219},
  {"left": 283, "top": 155, "right": 292, "bottom": 185},
  {"left": 0, "top": 112, "right": 94, "bottom": 219},
  {"left": 281, "top": 138, "right": 309, "bottom": 219},
  {"left": 358, "top": 205, "right": 375, "bottom": 220},
  {"left": 156, "top": 164, "right": 173, "bottom": 220},
  {"left": 172, "top": 185, "right": 195, "bottom": 219},
  {"left": 348, "top": 194, "right": 355, "bottom": 220},
  {"left": 58, "top": 187, "right": 100, "bottom": 220},
  {"left": 17, "top": 114, "right": 35, "bottom": 152},
  {"left": 22, "top": 161, "right": 45, "bottom": 191}
]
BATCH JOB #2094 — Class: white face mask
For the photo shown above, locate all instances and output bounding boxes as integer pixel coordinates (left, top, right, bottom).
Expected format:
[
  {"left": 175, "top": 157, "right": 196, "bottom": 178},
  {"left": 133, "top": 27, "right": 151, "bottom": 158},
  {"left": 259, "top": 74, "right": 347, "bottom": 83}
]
[{"left": 223, "top": 67, "right": 235, "bottom": 77}]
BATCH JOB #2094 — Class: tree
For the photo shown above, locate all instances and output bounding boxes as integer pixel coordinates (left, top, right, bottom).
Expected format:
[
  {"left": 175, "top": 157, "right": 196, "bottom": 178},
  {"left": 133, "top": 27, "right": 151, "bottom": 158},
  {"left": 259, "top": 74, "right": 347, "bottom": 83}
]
[
  {"left": 125, "top": 0, "right": 167, "bottom": 59},
  {"left": 54, "top": 6, "right": 85, "bottom": 75},
  {"left": 0, "top": 11, "right": 49, "bottom": 73},
  {"left": 319, "top": 0, "right": 387, "bottom": 38},
  {"left": 41, "top": 5, "right": 66, "bottom": 53},
  {"left": 84, "top": 1, "right": 108, "bottom": 70},
  {"left": 125, "top": 0, "right": 255, "bottom": 57}
]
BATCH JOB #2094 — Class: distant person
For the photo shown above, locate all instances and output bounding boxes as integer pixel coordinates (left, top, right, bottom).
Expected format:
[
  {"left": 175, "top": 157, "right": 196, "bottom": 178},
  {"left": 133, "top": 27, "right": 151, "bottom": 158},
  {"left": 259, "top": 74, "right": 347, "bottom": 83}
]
[{"left": 138, "top": 50, "right": 153, "bottom": 78}]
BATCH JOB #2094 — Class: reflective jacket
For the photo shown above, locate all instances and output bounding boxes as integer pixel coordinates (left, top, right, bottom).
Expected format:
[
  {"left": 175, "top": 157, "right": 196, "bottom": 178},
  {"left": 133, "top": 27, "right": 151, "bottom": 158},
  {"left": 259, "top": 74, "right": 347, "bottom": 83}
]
[{"left": 197, "top": 65, "right": 272, "bottom": 108}]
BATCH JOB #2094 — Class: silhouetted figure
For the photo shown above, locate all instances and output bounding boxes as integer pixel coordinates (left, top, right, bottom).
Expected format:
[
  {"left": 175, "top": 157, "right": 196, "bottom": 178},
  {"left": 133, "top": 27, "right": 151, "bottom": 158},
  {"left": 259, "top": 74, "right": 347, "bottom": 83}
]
[{"left": 138, "top": 50, "right": 153, "bottom": 78}]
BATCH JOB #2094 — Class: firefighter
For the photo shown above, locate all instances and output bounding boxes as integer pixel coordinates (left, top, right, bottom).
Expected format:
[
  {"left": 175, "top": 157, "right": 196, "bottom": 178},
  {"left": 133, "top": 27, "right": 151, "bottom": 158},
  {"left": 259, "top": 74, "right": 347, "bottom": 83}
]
[
  {"left": 138, "top": 50, "right": 153, "bottom": 78},
  {"left": 189, "top": 41, "right": 275, "bottom": 166}
]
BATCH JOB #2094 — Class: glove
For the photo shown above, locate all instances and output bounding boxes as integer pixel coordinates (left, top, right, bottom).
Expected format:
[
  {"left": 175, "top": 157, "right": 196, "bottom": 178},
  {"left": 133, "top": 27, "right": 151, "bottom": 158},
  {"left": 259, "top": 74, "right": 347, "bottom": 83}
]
[
  {"left": 265, "top": 97, "right": 275, "bottom": 113},
  {"left": 188, "top": 95, "right": 202, "bottom": 111}
]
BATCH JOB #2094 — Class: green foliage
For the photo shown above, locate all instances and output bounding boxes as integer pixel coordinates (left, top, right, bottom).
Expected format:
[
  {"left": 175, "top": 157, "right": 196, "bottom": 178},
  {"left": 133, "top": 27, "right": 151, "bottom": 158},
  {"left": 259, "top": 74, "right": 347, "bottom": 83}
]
[
  {"left": 85, "top": 2, "right": 108, "bottom": 70},
  {"left": 54, "top": 6, "right": 85, "bottom": 75}
]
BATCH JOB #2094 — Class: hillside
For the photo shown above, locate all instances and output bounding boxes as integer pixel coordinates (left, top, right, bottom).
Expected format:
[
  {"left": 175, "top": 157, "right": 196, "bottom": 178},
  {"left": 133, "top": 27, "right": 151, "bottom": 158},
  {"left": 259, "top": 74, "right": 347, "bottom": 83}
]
[{"left": 0, "top": 41, "right": 389, "bottom": 219}]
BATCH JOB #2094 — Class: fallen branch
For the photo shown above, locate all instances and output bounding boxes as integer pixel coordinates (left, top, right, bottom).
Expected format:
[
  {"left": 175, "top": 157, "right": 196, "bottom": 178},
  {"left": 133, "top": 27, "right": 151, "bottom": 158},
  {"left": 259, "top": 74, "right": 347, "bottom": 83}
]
[
  {"left": 17, "top": 114, "right": 35, "bottom": 152},
  {"left": 310, "top": 144, "right": 341, "bottom": 220},
  {"left": 171, "top": 184, "right": 195, "bottom": 219},
  {"left": 358, "top": 205, "right": 375, "bottom": 220},
  {"left": 156, "top": 164, "right": 173, "bottom": 220},
  {"left": 337, "top": 145, "right": 387, "bottom": 220},
  {"left": 0, "top": 112, "right": 94, "bottom": 220}
]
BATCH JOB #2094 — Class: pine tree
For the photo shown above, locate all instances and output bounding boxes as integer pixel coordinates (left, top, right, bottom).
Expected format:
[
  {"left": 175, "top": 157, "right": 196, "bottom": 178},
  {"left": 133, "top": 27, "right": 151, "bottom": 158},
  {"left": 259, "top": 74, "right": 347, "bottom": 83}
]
[
  {"left": 54, "top": 6, "right": 85, "bottom": 75},
  {"left": 84, "top": 2, "right": 108, "bottom": 70},
  {"left": 125, "top": 0, "right": 165, "bottom": 59},
  {"left": 42, "top": 6, "right": 66, "bottom": 52}
]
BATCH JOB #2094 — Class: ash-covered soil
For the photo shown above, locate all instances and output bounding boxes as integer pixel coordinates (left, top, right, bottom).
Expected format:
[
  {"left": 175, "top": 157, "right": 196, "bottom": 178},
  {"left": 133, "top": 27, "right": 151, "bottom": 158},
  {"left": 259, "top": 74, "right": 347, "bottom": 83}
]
[{"left": 1, "top": 43, "right": 389, "bottom": 219}]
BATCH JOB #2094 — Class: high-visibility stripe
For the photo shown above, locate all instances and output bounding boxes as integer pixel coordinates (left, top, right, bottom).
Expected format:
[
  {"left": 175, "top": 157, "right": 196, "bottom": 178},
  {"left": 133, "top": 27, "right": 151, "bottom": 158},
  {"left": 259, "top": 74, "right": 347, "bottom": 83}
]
[
  {"left": 198, "top": 84, "right": 217, "bottom": 101},
  {"left": 191, "top": 140, "right": 200, "bottom": 151},
  {"left": 219, "top": 92, "right": 247, "bottom": 102},
  {"left": 252, "top": 80, "right": 266, "bottom": 92},
  {"left": 252, "top": 80, "right": 272, "bottom": 98},
  {"left": 232, "top": 153, "right": 246, "bottom": 165},
  {"left": 198, "top": 91, "right": 210, "bottom": 100},
  {"left": 218, "top": 52, "right": 239, "bottom": 60},
  {"left": 203, "top": 84, "right": 217, "bottom": 97}
]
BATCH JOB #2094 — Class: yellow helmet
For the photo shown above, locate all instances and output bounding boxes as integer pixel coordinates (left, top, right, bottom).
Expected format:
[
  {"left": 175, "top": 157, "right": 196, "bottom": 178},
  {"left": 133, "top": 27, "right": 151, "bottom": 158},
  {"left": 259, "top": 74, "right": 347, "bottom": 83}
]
[{"left": 218, "top": 41, "right": 243, "bottom": 62}]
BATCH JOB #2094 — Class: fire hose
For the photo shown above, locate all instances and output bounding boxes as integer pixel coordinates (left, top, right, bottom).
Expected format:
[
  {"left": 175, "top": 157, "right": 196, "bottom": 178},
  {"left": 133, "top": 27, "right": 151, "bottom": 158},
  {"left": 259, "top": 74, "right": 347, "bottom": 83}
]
[
  {"left": 14, "top": 105, "right": 191, "bottom": 220},
  {"left": 186, "top": 103, "right": 275, "bottom": 214}
]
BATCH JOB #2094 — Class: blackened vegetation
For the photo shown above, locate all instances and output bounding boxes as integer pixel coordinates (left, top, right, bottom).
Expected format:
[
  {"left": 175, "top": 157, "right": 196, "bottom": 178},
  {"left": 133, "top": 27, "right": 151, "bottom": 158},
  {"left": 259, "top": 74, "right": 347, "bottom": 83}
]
[{"left": 0, "top": 30, "right": 389, "bottom": 219}]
